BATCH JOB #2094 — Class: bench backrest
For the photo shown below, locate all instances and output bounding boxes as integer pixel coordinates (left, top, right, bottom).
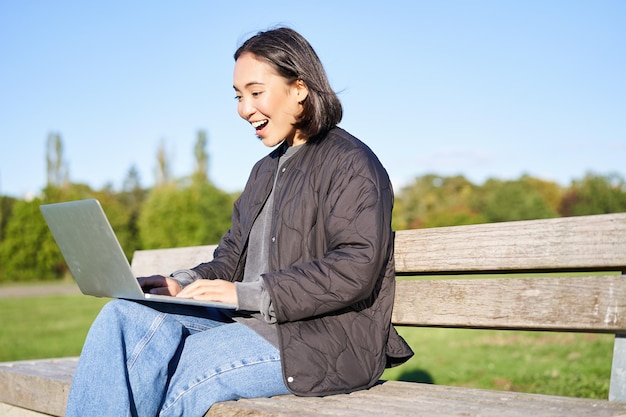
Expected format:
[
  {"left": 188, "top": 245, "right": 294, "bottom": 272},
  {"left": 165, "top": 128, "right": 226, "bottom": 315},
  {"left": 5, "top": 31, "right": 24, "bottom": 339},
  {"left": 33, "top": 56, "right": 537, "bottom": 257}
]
[
  {"left": 132, "top": 245, "right": 217, "bottom": 277},
  {"left": 130, "top": 212, "right": 626, "bottom": 400},
  {"left": 133, "top": 213, "right": 626, "bottom": 331},
  {"left": 393, "top": 213, "right": 626, "bottom": 332}
]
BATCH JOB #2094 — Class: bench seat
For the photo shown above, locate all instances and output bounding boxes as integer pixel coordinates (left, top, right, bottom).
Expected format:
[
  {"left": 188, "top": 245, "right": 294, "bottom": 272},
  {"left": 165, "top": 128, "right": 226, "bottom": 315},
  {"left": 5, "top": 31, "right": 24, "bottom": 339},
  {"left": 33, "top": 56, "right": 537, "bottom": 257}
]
[{"left": 2, "top": 358, "right": 626, "bottom": 417}]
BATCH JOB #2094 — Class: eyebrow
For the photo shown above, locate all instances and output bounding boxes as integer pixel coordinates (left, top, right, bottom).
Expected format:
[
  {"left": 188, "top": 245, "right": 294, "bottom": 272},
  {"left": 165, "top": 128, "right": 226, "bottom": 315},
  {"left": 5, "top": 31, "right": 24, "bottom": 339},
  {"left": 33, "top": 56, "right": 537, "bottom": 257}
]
[{"left": 233, "top": 81, "right": 265, "bottom": 91}]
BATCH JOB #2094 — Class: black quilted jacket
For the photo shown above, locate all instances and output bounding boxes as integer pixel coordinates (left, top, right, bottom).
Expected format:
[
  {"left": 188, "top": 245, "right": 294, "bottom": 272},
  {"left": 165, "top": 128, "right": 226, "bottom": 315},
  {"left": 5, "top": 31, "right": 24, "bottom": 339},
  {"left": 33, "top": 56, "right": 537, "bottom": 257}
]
[{"left": 193, "top": 127, "right": 414, "bottom": 396}]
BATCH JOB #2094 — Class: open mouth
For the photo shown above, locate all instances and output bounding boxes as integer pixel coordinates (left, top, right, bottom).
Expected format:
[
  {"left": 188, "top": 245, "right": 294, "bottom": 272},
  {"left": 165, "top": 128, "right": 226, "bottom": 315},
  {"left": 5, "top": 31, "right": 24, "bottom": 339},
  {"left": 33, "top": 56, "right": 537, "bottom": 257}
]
[{"left": 251, "top": 120, "right": 268, "bottom": 133}]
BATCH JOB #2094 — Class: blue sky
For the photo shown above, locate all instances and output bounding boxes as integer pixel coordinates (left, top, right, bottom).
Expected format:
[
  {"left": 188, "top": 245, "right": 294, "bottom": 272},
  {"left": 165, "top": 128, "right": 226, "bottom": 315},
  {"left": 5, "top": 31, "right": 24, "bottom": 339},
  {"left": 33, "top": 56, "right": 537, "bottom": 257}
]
[{"left": 1, "top": 1, "right": 624, "bottom": 198}]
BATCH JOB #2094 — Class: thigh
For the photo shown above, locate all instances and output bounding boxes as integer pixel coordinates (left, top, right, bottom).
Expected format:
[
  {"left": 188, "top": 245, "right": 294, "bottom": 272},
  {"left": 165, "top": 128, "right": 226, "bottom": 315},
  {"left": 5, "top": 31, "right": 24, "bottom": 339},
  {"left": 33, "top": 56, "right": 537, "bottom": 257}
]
[
  {"left": 160, "top": 323, "right": 288, "bottom": 417},
  {"left": 96, "top": 300, "right": 231, "bottom": 344},
  {"left": 73, "top": 300, "right": 237, "bottom": 417},
  {"left": 69, "top": 300, "right": 229, "bottom": 417},
  {"left": 138, "top": 301, "right": 235, "bottom": 334}
]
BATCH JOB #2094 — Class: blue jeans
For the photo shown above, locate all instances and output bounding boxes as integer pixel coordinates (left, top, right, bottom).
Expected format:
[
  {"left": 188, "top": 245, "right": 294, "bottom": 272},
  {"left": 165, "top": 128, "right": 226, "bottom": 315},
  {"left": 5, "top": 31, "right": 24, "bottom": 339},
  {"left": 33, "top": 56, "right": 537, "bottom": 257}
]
[{"left": 65, "top": 299, "right": 289, "bottom": 417}]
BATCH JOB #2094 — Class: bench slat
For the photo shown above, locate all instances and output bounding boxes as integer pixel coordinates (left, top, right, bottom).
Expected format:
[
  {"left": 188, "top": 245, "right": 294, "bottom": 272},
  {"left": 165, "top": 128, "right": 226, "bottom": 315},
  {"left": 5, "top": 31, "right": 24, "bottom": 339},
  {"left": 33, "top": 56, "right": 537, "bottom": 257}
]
[
  {"left": 393, "top": 275, "right": 626, "bottom": 331},
  {"left": 0, "top": 403, "right": 51, "bottom": 417},
  {"left": 395, "top": 213, "right": 626, "bottom": 274},
  {"left": 3, "top": 360, "right": 626, "bottom": 417},
  {"left": 207, "top": 380, "right": 626, "bottom": 417},
  {"left": 131, "top": 214, "right": 626, "bottom": 276},
  {"left": 131, "top": 245, "right": 217, "bottom": 277},
  {"left": 0, "top": 358, "right": 77, "bottom": 417}
]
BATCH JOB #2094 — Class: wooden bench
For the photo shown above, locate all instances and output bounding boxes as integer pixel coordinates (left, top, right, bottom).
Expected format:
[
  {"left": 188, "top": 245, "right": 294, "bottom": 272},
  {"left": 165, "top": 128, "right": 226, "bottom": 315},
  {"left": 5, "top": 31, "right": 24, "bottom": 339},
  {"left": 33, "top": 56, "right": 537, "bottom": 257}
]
[{"left": 2, "top": 213, "right": 626, "bottom": 416}]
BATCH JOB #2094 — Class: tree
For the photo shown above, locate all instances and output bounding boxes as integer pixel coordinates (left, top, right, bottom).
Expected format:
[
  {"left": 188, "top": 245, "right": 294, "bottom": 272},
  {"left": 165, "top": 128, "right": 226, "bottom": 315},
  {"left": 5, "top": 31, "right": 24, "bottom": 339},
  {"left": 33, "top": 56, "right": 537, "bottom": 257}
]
[
  {"left": 139, "top": 133, "right": 234, "bottom": 249},
  {"left": 393, "top": 174, "right": 484, "bottom": 230},
  {"left": 193, "top": 130, "right": 209, "bottom": 184},
  {"left": 118, "top": 165, "right": 147, "bottom": 259},
  {"left": 122, "top": 165, "right": 142, "bottom": 194},
  {"left": 93, "top": 188, "right": 140, "bottom": 260},
  {"left": 0, "top": 195, "right": 15, "bottom": 242},
  {"left": 46, "top": 132, "right": 68, "bottom": 188},
  {"left": 559, "top": 172, "right": 626, "bottom": 216},
  {"left": 0, "top": 198, "right": 64, "bottom": 282},
  {"left": 472, "top": 176, "right": 560, "bottom": 223},
  {"left": 155, "top": 140, "right": 172, "bottom": 186},
  {"left": 0, "top": 195, "right": 16, "bottom": 279},
  {"left": 42, "top": 181, "right": 95, "bottom": 204},
  {"left": 138, "top": 181, "right": 233, "bottom": 249},
  {"left": 521, "top": 176, "right": 563, "bottom": 215}
]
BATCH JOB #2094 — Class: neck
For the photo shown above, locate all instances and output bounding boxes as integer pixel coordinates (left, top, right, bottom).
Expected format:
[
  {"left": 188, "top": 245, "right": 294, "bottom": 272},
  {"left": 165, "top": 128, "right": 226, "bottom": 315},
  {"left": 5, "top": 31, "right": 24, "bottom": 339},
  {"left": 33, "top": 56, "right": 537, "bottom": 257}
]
[{"left": 288, "top": 131, "right": 307, "bottom": 147}]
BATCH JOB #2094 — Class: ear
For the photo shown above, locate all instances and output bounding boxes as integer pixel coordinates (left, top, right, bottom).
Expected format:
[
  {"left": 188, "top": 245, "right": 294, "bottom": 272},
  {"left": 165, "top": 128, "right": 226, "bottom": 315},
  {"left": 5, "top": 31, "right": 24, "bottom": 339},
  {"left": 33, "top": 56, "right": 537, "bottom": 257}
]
[{"left": 294, "top": 79, "right": 309, "bottom": 103}]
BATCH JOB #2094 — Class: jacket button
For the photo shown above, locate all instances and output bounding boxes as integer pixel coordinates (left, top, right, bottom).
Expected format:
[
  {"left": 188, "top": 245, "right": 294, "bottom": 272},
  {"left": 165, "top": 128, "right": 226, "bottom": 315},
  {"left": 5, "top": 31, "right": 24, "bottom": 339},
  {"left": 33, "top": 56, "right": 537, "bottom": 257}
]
[
  {"left": 287, "top": 377, "right": 294, "bottom": 383},
  {"left": 281, "top": 167, "right": 286, "bottom": 173},
  {"left": 271, "top": 236, "right": 276, "bottom": 242}
]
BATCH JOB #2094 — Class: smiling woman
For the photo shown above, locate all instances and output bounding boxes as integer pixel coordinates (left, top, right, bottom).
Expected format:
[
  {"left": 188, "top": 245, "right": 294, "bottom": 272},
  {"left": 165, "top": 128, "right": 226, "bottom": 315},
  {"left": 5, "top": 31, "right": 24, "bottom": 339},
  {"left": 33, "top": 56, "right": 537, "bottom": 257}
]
[
  {"left": 233, "top": 52, "right": 309, "bottom": 147},
  {"left": 232, "top": 29, "right": 343, "bottom": 148},
  {"left": 64, "top": 27, "right": 412, "bottom": 417}
]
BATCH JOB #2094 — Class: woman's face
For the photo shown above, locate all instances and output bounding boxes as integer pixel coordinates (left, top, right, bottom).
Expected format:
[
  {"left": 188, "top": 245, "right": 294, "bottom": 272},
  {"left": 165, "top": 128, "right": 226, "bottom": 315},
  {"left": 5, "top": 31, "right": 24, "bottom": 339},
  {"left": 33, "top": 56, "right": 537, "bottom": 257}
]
[{"left": 233, "top": 52, "right": 308, "bottom": 147}]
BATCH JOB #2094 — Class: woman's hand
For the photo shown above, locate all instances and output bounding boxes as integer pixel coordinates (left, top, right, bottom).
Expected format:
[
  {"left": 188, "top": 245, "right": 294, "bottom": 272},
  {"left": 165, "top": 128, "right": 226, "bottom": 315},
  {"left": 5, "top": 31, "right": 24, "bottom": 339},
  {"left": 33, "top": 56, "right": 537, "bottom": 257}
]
[
  {"left": 137, "top": 275, "right": 182, "bottom": 296},
  {"left": 176, "top": 279, "right": 238, "bottom": 306}
]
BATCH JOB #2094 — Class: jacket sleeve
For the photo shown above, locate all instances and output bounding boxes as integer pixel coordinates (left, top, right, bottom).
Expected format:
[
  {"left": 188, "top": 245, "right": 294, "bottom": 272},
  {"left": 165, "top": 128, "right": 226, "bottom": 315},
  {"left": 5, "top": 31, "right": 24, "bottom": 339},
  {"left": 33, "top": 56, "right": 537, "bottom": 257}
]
[{"left": 263, "top": 145, "right": 394, "bottom": 323}]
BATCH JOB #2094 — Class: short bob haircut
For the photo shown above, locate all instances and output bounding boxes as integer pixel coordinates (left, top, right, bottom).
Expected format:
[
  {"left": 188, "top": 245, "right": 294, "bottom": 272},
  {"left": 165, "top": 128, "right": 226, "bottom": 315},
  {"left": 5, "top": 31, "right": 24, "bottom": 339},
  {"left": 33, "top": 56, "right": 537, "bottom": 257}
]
[{"left": 234, "top": 27, "right": 343, "bottom": 141}]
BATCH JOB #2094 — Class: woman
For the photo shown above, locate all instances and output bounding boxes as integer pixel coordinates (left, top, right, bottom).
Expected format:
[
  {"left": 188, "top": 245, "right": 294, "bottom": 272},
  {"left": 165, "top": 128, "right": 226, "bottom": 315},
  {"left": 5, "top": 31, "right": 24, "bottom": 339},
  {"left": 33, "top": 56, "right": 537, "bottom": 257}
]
[{"left": 66, "top": 27, "right": 413, "bottom": 417}]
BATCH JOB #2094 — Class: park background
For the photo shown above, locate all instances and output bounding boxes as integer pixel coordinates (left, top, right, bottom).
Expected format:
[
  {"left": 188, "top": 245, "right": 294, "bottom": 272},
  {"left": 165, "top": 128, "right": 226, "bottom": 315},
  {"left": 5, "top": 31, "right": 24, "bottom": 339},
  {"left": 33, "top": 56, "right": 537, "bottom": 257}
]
[{"left": 1, "top": 0, "right": 625, "bottom": 400}]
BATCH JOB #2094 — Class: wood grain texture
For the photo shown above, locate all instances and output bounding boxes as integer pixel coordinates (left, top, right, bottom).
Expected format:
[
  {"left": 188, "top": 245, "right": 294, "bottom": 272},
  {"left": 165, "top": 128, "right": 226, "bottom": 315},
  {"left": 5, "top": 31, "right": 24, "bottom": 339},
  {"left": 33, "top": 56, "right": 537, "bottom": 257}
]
[
  {"left": 393, "top": 275, "right": 626, "bottom": 331},
  {"left": 129, "top": 214, "right": 626, "bottom": 275},
  {"left": 5, "top": 362, "right": 626, "bottom": 417},
  {"left": 130, "top": 244, "right": 217, "bottom": 276},
  {"left": 394, "top": 213, "right": 626, "bottom": 273},
  {"left": 0, "top": 358, "right": 76, "bottom": 416},
  {"left": 0, "top": 402, "right": 49, "bottom": 416},
  {"left": 206, "top": 381, "right": 626, "bottom": 417}
]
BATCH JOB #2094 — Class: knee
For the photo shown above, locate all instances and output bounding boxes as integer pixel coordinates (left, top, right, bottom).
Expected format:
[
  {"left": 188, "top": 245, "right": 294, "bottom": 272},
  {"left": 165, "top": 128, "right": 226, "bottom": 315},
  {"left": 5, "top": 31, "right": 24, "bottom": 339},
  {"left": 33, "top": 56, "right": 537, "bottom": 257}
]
[{"left": 97, "top": 299, "right": 144, "bottom": 323}]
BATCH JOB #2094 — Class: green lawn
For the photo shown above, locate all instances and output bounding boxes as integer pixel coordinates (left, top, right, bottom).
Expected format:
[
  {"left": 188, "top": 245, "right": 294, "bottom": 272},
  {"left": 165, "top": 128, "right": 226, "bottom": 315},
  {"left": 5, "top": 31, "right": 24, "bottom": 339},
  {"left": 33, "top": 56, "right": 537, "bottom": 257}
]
[
  {"left": 0, "top": 293, "right": 614, "bottom": 399},
  {"left": 0, "top": 294, "right": 108, "bottom": 361},
  {"left": 382, "top": 327, "right": 613, "bottom": 399}
]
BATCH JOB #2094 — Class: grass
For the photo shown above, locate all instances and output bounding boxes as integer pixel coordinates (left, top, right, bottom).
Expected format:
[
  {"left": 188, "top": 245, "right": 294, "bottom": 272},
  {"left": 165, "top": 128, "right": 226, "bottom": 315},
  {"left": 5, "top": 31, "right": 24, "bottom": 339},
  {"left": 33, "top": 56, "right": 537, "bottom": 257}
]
[
  {"left": 0, "top": 292, "right": 614, "bottom": 399},
  {"left": 382, "top": 327, "right": 613, "bottom": 399},
  {"left": 0, "top": 293, "right": 108, "bottom": 361}
]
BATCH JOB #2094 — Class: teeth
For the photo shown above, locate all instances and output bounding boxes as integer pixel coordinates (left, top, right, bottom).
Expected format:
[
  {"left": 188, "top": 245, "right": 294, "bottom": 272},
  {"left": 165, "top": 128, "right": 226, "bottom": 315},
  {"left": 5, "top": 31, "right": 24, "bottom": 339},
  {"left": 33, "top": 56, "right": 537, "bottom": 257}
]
[{"left": 251, "top": 120, "right": 268, "bottom": 129}]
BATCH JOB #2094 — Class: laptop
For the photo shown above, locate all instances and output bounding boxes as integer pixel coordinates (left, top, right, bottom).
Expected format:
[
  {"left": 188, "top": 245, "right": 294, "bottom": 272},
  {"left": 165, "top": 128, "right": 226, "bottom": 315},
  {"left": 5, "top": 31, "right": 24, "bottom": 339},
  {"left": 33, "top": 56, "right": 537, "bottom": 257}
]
[{"left": 40, "top": 199, "right": 236, "bottom": 309}]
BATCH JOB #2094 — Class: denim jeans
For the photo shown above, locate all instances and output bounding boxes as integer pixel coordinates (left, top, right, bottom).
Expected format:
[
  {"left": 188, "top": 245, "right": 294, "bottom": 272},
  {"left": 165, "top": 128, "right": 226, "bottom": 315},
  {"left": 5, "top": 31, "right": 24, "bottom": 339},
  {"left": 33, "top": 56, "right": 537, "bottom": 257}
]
[{"left": 65, "top": 299, "right": 289, "bottom": 417}]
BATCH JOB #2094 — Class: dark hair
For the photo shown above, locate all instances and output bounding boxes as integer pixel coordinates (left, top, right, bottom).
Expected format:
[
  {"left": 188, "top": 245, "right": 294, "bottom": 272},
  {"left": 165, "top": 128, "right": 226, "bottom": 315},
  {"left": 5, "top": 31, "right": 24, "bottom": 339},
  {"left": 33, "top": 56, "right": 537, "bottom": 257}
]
[{"left": 234, "top": 27, "right": 343, "bottom": 141}]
